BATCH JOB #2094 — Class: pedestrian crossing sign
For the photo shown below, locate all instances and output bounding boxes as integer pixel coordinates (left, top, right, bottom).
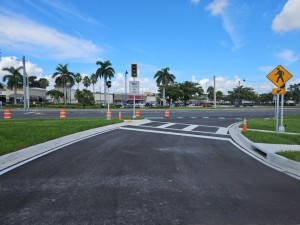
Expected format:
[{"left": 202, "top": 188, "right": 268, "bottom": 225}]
[{"left": 266, "top": 65, "right": 293, "bottom": 88}]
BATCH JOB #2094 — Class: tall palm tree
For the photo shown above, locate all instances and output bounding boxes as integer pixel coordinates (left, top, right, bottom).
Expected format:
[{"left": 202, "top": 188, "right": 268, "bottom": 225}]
[
  {"left": 2, "top": 66, "right": 23, "bottom": 104},
  {"left": 96, "top": 60, "right": 115, "bottom": 105},
  {"left": 154, "top": 67, "right": 176, "bottom": 105},
  {"left": 90, "top": 73, "right": 97, "bottom": 93},
  {"left": 52, "top": 64, "right": 75, "bottom": 105},
  {"left": 82, "top": 76, "right": 91, "bottom": 90},
  {"left": 74, "top": 73, "right": 82, "bottom": 90}
]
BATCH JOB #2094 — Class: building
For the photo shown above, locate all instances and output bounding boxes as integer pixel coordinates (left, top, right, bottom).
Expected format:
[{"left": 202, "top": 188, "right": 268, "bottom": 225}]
[{"left": 5, "top": 88, "right": 47, "bottom": 104}]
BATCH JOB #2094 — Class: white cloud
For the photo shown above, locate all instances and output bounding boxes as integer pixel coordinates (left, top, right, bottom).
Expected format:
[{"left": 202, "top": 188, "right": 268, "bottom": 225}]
[
  {"left": 109, "top": 72, "right": 158, "bottom": 94},
  {"left": 205, "top": 0, "right": 243, "bottom": 50},
  {"left": 0, "top": 56, "right": 43, "bottom": 81},
  {"left": 206, "top": 0, "right": 228, "bottom": 16},
  {"left": 196, "top": 75, "right": 243, "bottom": 93},
  {"left": 275, "top": 49, "right": 299, "bottom": 64},
  {"left": 258, "top": 66, "right": 275, "bottom": 73},
  {"left": 41, "top": 0, "right": 99, "bottom": 25},
  {"left": 0, "top": 12, "right": 103, "bottom": 62},
  {"left": 272, "top": 0, "right": 300, "bottom": 32},
  {"left": 191, "top": 0, "right": 201, "bottom": 5}
]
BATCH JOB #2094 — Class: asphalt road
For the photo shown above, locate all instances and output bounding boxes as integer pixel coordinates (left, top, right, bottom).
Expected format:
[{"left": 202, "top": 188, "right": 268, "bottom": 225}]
[
  {"left": 1, "top": 107, "right": 300, "bottom": 120},
  {"left": 1, "top": 118, "right": 300, "bottom": 225}
]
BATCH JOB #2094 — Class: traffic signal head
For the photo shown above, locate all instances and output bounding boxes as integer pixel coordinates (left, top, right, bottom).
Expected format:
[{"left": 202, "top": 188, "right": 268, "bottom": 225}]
[
  {"left": 106, "top": 80, "right": 111, "bottom": 88},
  {"left": 131, "top": 64, "right": 138, "bottom": 78}
]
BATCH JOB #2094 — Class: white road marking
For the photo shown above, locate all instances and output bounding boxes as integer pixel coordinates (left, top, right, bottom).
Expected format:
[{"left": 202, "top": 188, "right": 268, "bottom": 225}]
[
  {"left": 182, "top": 125, "right": 198, "bottom": 131},
  {"left": 156, "top": 123, "right": 176, "bottom": 128},
  {"left": 23, "top": 112, "right": 36, "bottom": 114},
  {"left": 216, "top": 127, "right": 228, "bottom": 134},
  {"left": 119, "top": 127, "right": 231, "bottom": 141}
]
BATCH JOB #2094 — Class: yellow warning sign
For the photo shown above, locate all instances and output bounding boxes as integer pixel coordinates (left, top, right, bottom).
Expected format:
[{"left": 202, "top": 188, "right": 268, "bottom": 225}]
[
  {"left": 272, "top": 88, "right": 286, "bottom": 95},
  {"left": 266, "top": 65, "right": 293, "bottom": 88}
]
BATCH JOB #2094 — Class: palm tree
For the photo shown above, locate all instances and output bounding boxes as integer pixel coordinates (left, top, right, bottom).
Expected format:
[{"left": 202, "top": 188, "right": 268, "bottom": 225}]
[
  {"left": 74, "top": 73, "right": 82, "bottom": 90},
  {"left": 90, "top": 73, "right": 98, "bottom": 93},
  {"left": 52, "top": 64, "right": 75, "bottom": 105},
  {"left": 96, "top": 60, "right": 115, "bottom": 105},
  {"left": 2, "top": 66, "right": 23, "bottom": 104},
  {"left": 207, "top": 86, "right": 214, "bottom": 100},
  {"left": 82, "top": 76, "right": 91, "bottom": 90},
  {"left": 154, "top": 67, "right": 176, "bottom": 106}
]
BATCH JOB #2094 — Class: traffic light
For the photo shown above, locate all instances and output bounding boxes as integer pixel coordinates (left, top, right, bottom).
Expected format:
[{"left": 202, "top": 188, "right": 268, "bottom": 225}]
[
  {"left": 131, "top": 64, "right": 138, "bottom": 78},
  {"left": 106, "top": 80, "right": 111, "bottom": 88}
]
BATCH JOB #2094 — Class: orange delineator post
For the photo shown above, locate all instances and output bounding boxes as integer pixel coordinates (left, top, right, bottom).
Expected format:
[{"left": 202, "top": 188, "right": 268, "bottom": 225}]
[
  {"left": 118, "top": 112, "right": 122, "bottom": 120},
  {"left": 4, "top": 109, "right": 12, "bottom": 120},
  {"left": 164, "top": 109, "right": 170, "bottom": 118},
  {"left": 243, "top": 117, "right": 248, "bottom": 131},
  {"left": 135, "top": 109, "right": 140, "bottom": 118},
  {"left": 60, "top": 109, "right": 66, "bottom": 118}
]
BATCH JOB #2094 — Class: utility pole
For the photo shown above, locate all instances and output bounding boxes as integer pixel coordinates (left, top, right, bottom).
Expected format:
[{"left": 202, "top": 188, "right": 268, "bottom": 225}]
[
  {"left": 22, "top": 56, "right": 27, "bottom": 109},
  {"left": 213, "top": 75, "right": 216, "bottom": 108}
]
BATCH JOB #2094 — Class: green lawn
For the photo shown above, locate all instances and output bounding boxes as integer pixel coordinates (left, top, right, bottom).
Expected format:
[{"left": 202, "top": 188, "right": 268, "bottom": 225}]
[
  {"left": 277, "top": 151, "right": 300, "bottom": 162},
  {"left": 242, "top": 130, "right": 300, "bottom": 145},
  {"left": 245, "top": 115, "right": 300, "bottom": 133},
  {"left": 0, "top": 118, "right": 122, "bottom": 156}
]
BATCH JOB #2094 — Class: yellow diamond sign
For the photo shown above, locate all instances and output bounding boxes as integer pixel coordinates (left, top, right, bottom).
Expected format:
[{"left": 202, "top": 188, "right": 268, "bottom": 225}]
[{"left": 266, "top": 65, "right": 293, "bottom": 88}]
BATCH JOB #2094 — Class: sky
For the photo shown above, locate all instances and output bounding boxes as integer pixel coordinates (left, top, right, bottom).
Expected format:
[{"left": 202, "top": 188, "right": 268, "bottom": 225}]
[{"left": 0, "top": 0, "right": 300, "bottom": 94}]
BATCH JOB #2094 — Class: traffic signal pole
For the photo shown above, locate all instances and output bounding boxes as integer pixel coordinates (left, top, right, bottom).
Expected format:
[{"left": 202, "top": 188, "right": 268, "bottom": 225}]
[{"left": 133, "top": 77, "right": 136, "bottom": 119}]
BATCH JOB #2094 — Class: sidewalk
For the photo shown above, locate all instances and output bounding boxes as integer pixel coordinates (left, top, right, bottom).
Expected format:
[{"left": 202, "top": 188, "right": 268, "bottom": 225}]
[{"left": 229, "top": 123, "right": 300, "bottom": 179}]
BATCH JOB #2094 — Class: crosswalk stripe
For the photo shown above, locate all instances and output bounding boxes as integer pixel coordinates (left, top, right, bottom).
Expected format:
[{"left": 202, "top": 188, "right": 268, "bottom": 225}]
[
  {"left": 216, "top": 127, "right": 228, "bottom": 134},
  {"left": 156, "top": 123, "right": 176, "bottom": 128},
  {"left": 182, "top": 125, "right": 198, "bottom": 131}
]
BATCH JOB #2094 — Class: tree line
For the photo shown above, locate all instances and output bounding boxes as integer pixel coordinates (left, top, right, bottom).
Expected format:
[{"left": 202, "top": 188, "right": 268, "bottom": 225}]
[{"left": 1, "top": 63, "right": 300, "bottom": 106}]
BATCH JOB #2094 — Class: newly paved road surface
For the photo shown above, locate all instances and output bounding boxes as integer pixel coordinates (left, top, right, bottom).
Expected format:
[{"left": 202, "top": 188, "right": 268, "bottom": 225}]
[{"left": 1, "top": 118, "right": 300, "bottom": 225}]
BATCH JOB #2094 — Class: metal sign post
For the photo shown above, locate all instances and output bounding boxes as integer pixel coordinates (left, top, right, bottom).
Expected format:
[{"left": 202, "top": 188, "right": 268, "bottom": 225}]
[
  {"left": 279, "top": 94, "right": 285, "bottom": 132},
  {"left": 276, "top": 94, "right": 280, "bottom": 132}
]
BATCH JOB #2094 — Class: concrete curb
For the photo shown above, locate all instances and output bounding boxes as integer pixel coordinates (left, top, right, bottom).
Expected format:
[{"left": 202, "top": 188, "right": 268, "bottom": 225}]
[
  {"left": 0, "top": 119, "right": 151, "bottom": 175},
  {"left": 229, "top": 123, "right": 300, "bottom": 178}
]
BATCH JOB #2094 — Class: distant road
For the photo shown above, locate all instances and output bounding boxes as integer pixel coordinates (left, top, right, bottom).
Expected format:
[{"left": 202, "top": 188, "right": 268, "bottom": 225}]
[
  {"left": 1, "top": 107, "right": 299, "bottom": 120},
  {"left": 1, "top": 117, "right": 300, "bottom": 224}
]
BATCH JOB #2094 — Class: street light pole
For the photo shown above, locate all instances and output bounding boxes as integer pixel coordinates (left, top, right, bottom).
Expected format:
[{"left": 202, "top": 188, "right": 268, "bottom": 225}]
[
  {"left": 125, "top": 70, "right": 128, "bottom": 107},
  {"left": 237, "top": 79, "right": 245, "bottom": 107},
  {"left": 22, "top": 56, "right": 27, "bottom": 109}
]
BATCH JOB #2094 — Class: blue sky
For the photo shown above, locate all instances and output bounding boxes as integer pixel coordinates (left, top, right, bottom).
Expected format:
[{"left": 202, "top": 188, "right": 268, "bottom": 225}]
[{"left": 0, "top": 0, "right": 299, "bottom": 94}]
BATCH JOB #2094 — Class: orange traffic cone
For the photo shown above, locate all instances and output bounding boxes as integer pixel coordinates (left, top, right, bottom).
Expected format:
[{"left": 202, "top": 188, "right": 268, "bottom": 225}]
[
  {"left": 243, "top": 118, "right": 247, "bottom": 131},
  {"left": 118, "top": 112, "right": 122, "bottom": 120}
]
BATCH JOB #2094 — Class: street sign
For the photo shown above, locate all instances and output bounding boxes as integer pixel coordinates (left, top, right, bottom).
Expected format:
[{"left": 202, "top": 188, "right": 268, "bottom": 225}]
[
  {"left": 129, "top": 81, "right": 139, "bottom": 94},
  {"left": 266, "top": 65, "right": 293, "bottom": 88},
  {"left": 272, "top": 88, "right": 286, "bottom": 95}
]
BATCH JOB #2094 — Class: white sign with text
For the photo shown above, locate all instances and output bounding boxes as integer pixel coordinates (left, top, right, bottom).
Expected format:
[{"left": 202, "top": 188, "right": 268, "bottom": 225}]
[{"left": 129, "top": 81, "right": 139, "bottom": 94}]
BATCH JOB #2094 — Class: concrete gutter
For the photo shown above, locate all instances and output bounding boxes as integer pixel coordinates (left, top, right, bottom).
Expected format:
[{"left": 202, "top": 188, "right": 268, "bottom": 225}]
[
  {"left": 229, "top": 123, "right": 300, "bottom": 179},
  {"left": 0, "top": 119, "right": 151, "bottom": 175}
]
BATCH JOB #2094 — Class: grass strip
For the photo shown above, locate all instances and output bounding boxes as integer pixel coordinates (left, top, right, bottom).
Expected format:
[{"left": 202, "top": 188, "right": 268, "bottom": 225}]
[
  {"left": 277, "top": 151, "right": 300, "bottom": 162},
  {"left": 244, "top": 115, "right": 300, "bottom": 133},
  {"left": 0, "top": 118, "right": 122, "bottom": 156},
  {"left": 242, "top": 130, "right": 300, "bottom": 145}
]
